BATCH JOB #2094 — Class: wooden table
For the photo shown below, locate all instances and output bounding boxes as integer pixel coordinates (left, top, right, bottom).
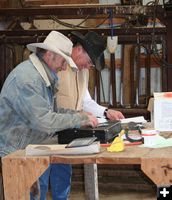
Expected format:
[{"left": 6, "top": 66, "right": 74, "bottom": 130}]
[{"left": 2, "top": 144, "right": 172, "bottom": 200}]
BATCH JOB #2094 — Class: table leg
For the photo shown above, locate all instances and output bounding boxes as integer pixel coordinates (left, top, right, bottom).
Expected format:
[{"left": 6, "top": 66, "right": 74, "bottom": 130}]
[
  {"left": 2, "top": 156, "right": 49, "bottom": 200},
  {"left": 141, "top": 157, "right": 172, "bottom": 186},
  {"left": 84, "top": 163, "right": 99, "bottom": 200}
]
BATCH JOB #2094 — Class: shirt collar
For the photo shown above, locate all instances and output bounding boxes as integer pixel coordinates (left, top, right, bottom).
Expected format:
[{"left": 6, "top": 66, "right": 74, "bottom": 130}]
[{"left": 29, "top": 53, "right": 51, "bottom": 87}]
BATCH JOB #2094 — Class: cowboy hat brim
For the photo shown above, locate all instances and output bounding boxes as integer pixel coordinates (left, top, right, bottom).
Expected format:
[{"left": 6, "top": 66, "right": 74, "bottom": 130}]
[{"left": 27, "top": 43, "right": 78, "bottom": 70}]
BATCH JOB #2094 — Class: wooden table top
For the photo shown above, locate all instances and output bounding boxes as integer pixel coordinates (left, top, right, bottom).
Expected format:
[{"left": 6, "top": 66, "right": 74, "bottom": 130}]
[
  {"left": 4, "top": 145, "right": 172, "bottom": 165},
  {"left": 2, "top": 131, "right": 172, "bottom": 200}
]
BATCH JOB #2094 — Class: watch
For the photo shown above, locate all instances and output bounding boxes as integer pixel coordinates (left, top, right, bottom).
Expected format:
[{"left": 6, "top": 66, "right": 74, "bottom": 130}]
[{"left": 103, "top": 108, "right": 108, "bottom": 118}]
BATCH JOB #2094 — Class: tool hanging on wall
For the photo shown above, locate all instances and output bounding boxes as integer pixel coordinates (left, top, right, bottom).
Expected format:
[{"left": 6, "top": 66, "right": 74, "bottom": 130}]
[
  {"left": 107, "top": 8, "right": 118, "bottom": 108},
  {"left": 135, "top": 34, "right": 141, "bottom": 107},
  {"left": 130, "top": 34, "right": 150, "bottom": 108},
  {"left": 144, "top": 44, "right": 151, "bottom": 106},
  {"left": 119, "top": 44, "right": 125, "bottom": 107},
  {"left": 96, "top": 52, "right": 106, "bottom": 103},
  {"left": 130, "top": 33, "right": 141, "bottom": 107}
]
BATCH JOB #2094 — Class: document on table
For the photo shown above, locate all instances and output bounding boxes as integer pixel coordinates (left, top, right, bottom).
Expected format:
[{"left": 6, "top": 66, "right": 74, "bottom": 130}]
[
  {"left": 97, "top": 117, "right": 107, "bottom": 124},
  {"left": 120, "top": 116, "right": 147, "bottom": 124},
  {"left": 141, "top": 135, "right": 172, "bottom": 148}
]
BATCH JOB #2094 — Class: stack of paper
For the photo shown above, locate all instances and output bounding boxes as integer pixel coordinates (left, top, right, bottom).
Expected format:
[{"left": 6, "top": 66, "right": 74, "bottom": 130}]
[
  {"left": 141, "top": 135, "right": 172, "bottom": 148},
  {"left": 26, "top": 142, "right": 100, "bottom": 156},
  {"left": 97, "top": 117, "right": 107, "bottom": 124},
  {"left": 120, "top": 116, "right": 147, "bottom": 124}
]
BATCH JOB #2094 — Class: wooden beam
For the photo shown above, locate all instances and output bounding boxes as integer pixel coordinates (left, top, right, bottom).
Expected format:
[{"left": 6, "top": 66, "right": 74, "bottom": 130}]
[{"left": 0, "top": 5, "right": 164, "bottom": 17}]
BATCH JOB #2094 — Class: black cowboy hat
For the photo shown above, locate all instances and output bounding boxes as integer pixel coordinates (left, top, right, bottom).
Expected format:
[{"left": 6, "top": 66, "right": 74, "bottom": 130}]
[{"left": 70, "top": 31, "right": 106, "bottom": 66}]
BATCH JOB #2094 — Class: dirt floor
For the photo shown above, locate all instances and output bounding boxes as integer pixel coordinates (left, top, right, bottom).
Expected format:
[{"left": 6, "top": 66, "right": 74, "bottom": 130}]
[
  {"left": 69, "top": 189, "right": 156, "bottom": 200},
  {"left": 47, "top": 188, "right": 156, "bottom": 200}
]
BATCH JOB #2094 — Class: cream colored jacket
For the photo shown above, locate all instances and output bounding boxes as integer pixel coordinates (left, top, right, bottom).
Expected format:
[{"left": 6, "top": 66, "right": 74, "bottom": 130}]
[
  {"left": 57, "top": 66, "right": 106, "bottom": 117},
  {"left": 57, "top": 66, "right": 89, "bottom": 110}
]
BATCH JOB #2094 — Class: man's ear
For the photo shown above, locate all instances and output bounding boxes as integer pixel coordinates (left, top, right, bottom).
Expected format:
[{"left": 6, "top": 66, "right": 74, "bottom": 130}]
[
  {"left": 43, "top": 50, "right": 53, "bottom": 64},
  {"left": 46, "top": 50, "right": 53, "bottom": 58}
]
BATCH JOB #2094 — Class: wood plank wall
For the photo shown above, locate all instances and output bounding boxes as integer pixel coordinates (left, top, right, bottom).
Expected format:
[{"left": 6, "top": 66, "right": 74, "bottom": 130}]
[
  {"left": 0, "top": 0, "right": 99, "bottom": 8},
  {"left": 71, "top": 164, "right": 156, "bottom": 193}
]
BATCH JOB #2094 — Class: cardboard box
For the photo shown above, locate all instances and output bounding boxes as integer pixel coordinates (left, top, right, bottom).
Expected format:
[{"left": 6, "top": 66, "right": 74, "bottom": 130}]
[{"left": 147, "top": 97, "right": 154, "bottom": 123}]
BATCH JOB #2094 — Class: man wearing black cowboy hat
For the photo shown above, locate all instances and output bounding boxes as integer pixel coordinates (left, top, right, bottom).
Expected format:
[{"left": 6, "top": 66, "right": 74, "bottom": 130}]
[
  {"left": 57, "top": 31, "right": 124, "bottom": 120},
  {"left": 39, "top": 31, "right": 124, "bottom": 200}
]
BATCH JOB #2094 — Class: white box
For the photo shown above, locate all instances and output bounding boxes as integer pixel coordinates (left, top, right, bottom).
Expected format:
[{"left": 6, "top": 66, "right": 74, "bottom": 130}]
[{"left": 153, "top": 92, "right": 172, "bottom": 131}]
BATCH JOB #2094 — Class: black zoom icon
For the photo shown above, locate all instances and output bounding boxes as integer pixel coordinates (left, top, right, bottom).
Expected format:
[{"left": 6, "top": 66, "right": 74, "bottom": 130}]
[{"left": 157, "top": 185, "right": 172, "bottom": 199}]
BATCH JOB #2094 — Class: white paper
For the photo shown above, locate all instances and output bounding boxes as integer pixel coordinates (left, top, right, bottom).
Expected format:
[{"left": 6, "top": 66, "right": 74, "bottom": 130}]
[
  {"left": 120, "top": 116, "right": 147, "bottom": 124},
  {"left": 26, "top": 142, "right": 100, "bottom": 156},
  {"left": 140, "top": 135, "right": 172, "bottom": 148},
  {"left": 154, "top": 98, "right": 172, "bottom": 131},
  {"left": 97, "top": 117, "right": 107, "bottom": 124}
]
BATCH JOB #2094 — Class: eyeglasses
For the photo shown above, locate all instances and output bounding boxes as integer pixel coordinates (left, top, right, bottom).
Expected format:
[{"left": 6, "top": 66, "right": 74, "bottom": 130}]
[
  {"left": 85, "top": 52, "right": 95, "bottom": 68},
  {"left": 81, "top": 46, "right": 95, "bottom": 68}
]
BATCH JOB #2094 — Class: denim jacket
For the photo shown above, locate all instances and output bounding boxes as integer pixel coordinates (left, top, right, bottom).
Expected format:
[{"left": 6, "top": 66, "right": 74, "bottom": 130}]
[{"left": 0, "top": 53, "right": 88, "bottom": 156}]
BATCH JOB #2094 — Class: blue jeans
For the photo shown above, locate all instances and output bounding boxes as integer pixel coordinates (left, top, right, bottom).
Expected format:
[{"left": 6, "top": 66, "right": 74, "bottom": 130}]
[{"left": 30, "top": 164, "right": 72, "bottom": 200}]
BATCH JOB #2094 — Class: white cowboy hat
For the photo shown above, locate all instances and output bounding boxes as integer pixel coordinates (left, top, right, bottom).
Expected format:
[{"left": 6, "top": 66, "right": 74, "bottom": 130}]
[{"left": 27, "top": 31, "right": 77, "bottom": 69}]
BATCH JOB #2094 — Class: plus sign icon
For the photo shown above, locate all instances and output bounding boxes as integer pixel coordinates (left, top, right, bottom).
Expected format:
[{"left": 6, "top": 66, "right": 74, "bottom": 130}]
[{"left": 157, "top": 186, "right": 172, "bottom": 199}]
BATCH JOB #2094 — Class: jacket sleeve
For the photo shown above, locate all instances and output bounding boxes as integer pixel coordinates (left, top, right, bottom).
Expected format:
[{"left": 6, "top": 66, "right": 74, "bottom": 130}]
[
  {"left": 57, "top": 107, "right": 79, "bottom": 114},
  {"left": 83, "top": 89, "right": 106, "bottom": 118},
  {"left": 13, "top": 82, "right": 88, "bottom": 134}
]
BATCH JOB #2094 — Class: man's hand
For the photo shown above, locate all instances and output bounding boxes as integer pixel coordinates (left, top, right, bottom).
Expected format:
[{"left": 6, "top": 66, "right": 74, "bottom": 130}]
[
  {"left": 80, "top": 111, "right": 98, "bottom": 127},
  {"left": 105, "top": 109, "right": 124, "bottom": 121},
  {"left": 86, "top": 114, "right": 98, "bottom": 127}
]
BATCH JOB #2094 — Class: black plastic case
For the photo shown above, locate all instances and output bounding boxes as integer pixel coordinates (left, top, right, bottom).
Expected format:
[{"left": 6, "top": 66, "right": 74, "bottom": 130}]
[{"left": 57, "top": 121, "right": 122, "bottom": 144}]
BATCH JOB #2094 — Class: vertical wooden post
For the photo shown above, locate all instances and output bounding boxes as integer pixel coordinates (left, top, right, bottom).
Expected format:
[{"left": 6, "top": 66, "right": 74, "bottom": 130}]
[{"left": 84, "top": 164, "right": 99, "bottom": 200}]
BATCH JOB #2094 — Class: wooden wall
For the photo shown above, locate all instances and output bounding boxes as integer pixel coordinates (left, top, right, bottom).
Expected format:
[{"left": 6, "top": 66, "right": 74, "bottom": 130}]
[
  {"left": 71, "top": 164, "right": 156, "bottom": 193},
  {"left": 4, "top": 0, "right": 99, "bottom": 7}
]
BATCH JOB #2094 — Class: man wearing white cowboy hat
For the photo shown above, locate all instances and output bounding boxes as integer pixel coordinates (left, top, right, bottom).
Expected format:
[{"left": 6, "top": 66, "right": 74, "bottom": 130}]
[
  {"left": 39, "top": 31, "right": 124, "bottom": 200},
  {"left": 0, "top": 31, "right": 98, "bottom": 200}
]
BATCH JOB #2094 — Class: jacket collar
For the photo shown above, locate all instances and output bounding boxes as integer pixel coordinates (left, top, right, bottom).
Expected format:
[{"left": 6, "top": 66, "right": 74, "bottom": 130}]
[{"left": 29, "top": 53, "right": 51, "bottom": 87}]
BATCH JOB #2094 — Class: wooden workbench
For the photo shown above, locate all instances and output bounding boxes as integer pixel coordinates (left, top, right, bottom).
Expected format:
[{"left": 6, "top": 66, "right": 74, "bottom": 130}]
[{"left": 2, "top": 144, "right": 172, "bottom": 200}]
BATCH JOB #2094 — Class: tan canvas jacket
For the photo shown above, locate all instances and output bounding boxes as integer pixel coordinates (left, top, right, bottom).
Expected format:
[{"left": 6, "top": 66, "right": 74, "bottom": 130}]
[{"left": 57, "top": 66, "right": 89, "bottom": 110}]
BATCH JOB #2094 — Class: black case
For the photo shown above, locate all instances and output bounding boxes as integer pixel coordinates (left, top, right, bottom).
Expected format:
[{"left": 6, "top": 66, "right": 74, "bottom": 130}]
[{"left": 57, "top": 121, "right": 122, "bottom": 144}]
